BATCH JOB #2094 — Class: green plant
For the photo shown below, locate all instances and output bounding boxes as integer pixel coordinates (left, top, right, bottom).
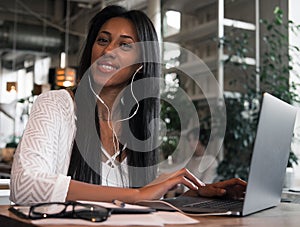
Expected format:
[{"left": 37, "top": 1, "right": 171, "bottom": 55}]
[
  {"left": 260, "top": 7, "right": 300, "bottom": 104},
  {"left": 216, "top": 26, "right": 260, "bottom": 180},
  {"left": 217, "top": 6, "right": 300, "bottom": 180},
  {"left": 159, "top": 73, "right": 201, "bottom": 161},
  {"left": 160, "top": 98, "right": 181, "bottom": 159},
  {"left": 260, "top": 6, "right": 300, "bottom": 167},
  {"left": 217, "top": 96, "right": 258, "bottom": 180}
]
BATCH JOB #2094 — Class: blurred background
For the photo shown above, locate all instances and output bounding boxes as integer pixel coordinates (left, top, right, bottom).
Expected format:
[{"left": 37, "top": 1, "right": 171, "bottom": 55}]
[{"left": 0, "top": 0, "right": 300, "bottom": 196}]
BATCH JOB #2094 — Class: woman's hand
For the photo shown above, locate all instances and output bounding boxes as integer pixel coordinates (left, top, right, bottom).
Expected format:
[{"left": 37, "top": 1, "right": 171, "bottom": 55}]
[
  {"left": 133, "top": 168, "right": 246, "bottom": 203},
  {"left": 184, "top": 178, "right": 247, "bottom": 200},
  {"left": 135, "top": 168, "right": 205, "bottom": 202}
]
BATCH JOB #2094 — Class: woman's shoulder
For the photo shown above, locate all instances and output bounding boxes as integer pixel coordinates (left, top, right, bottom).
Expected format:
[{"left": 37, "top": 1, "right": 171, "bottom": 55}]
[
  {"left": 38, "top": 89, "right": 70, "bottom": 98},
  {"left": 36, "top": 89, "right": 73, "bottom": 104},
  {"left": 34, "top": 89, "right": 75, "bottom": 113}
]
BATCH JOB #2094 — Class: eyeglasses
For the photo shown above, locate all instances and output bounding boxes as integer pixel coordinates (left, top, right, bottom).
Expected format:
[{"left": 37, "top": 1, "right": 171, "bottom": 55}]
[{"left": 28, "top": 201, "right": 111, "bottom": 222}]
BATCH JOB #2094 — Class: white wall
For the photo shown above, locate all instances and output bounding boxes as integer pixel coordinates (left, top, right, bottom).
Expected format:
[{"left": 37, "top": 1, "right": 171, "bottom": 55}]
[
  {"left": 0, "top": 69, "right": 18, "bottom": 146},
  {"left": 0, "top": 68, "right": 33, "bottom": 147},
  {"left": 289, "top": 0, "right": 300, "bottom": 188}
]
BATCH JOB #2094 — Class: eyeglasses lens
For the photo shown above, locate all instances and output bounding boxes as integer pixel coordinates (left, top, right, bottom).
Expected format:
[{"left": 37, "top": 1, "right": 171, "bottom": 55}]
[
  {"left": 31, "top": 204, "right": 66, "bottom": 218},
  {"left": 30, "top": 202, "right": 109, "bottom": 222},
  {"left": 74, "top": 204, "right": 109, "bottom": 222}
]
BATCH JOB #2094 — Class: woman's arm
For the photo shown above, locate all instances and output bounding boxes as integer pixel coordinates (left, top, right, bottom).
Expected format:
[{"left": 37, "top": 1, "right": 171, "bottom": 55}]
[
  {"left": 66, "top": 180, "right": 139, "bottom": 203},
  {"left": 10, "top": 90, "right": 75, "bottom": 205},
  {"left": 66, "top": 168, "right": 201, "bottom": 203},
  {"left": 66, "top": 169, "right": 246, "bottom": 203}
]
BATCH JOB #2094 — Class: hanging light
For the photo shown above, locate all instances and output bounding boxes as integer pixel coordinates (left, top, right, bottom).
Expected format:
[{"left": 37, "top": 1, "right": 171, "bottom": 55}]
[
  {"left": 60, "top": 52, "right": 66, "bottom": 69},
  {"left": 55, "top": 67, "right": 76, "bottom": 87},
  {"left": 55, "top": 0, "right": 76, "bottom": 88}
]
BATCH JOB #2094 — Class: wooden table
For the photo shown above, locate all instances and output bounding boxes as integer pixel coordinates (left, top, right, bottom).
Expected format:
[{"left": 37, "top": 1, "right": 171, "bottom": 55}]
[{"left": 1, "top": 203, "right": 300, "bottom": 227}]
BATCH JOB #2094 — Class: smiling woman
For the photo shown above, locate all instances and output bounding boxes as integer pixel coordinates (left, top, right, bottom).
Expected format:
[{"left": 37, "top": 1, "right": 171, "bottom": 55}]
[
  {"left": 90, "top": 17, "right": 142, "bottom": 90},
  {"left": 9, "top": 4, "right": 246, "bottom": 206}
]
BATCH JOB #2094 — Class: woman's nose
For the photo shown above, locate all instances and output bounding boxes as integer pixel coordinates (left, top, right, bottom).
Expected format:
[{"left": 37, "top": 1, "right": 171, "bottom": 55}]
[{"left": 103, "top": 42, "right": 117, "bottom": 58}]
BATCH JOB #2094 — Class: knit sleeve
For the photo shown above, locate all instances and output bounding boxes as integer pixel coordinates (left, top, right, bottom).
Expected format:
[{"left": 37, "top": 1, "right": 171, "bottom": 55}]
[{"left": 10, "top": 90, "right": 75, "bottom": 205}]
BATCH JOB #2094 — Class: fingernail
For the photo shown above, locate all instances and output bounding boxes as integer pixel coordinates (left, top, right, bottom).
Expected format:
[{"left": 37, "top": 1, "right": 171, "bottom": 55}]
[
  {"left": 221, "top": 189, "right": 226, "bottom": 194},
  {"left": 198, "top": 180, "right": 206, "bottom": 187}
]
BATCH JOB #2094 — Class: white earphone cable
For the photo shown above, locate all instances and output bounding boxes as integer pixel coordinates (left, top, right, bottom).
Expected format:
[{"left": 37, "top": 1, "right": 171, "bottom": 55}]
[{"left": 88, "top": 65, "right": 143, "bottom": 185}]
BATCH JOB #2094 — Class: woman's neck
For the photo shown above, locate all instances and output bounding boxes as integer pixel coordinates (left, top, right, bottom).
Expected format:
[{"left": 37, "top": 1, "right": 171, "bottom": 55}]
[{"left": 97, "top": 86, "right": 124, "bottom": 120}]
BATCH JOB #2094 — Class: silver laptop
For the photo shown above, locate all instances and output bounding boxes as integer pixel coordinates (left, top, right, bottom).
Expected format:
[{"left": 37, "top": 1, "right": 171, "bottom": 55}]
[{"left": 140, "top": 93, "right": 297, "bottom": 216}]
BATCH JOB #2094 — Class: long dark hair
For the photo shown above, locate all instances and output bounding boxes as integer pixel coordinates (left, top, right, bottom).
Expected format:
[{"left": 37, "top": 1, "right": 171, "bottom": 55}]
[{"left": 67, "top": 5, "right": 160, "bottom": 187}]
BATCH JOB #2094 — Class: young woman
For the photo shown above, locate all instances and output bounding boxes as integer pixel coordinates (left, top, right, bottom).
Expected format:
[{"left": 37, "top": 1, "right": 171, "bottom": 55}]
[{"left": 10, "top": 5, "right": 246, "bottom": 205}]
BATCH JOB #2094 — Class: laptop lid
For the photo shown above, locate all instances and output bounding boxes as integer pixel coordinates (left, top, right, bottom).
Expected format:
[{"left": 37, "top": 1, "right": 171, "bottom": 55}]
[{"left": 242, "top": 93, "right": 297, "bottom": 215}]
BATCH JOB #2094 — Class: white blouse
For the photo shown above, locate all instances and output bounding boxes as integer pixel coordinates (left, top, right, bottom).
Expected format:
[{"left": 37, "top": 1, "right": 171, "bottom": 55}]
[
  {"left": 100, "top": 142, "right": 129, "bottom": 187},
  {"left": 10, "top": 89, "right": 128, "bottom": 205},
  {"left": 101, "top": 158, "right": 129, "bottom": 187},
  {"left": 10, "top": 90, "right": 76, "bottom": 205}
]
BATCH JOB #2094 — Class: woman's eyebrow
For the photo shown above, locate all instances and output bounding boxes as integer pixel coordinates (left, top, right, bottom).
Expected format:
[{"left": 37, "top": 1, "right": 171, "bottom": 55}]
[
  {"left": 99, "top": 31, "right": 111, "bottom": 36},
  {"left": 99, "top": 31, "right": 135, "bottom": 41},
  {"left": 120, "top": 35, "right": 135, "bottom": 41}
]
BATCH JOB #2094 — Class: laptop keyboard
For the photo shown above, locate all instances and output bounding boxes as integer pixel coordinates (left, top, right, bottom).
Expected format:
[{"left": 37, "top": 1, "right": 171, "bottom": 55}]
[{"left": 183, "top": 199, "right": 243, "bottom": 210}]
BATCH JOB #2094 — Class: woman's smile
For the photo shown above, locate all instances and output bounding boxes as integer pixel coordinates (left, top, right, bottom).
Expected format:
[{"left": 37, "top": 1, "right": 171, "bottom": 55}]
[
  {"left": 96, "top": 61, "right": 119, "bottom": 74},
  {"left": 91, "top": 17, "right": 140, "bottom": 88}
]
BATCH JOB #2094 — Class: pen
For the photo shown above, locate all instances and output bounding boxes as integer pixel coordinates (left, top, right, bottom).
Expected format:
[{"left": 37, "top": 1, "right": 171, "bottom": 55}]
[{"left": 112, "top": 199, "right": 126, "bottom": 208}]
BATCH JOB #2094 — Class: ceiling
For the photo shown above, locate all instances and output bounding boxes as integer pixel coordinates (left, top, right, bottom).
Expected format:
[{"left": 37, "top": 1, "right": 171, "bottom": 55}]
[
  {"left": 0, "top": 0, "right": 148, "bottom": 69},
  {"left": 0, "top": 0, "right": 213, "bottom": 70}
]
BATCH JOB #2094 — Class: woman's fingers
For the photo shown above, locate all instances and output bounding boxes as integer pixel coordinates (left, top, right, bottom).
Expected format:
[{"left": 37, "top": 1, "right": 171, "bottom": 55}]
[
  {"left": 155, "top": 171, "right": 247, "bottom": 199},
  {"left": 174, "top": 175, "right": 199, "bottom": 190},
  {"left": 140, "top": 174, "right": 247, "bottom": 202},
  {"left": 149, "top": 168, "right": 205, "bottom": 188},
  {"left": 168, "top": 168, "right": 208, "bottom": 192},
  {"left": 158, "top": 173, "right": 199, "bottom": 191},
  {"left": 198, "top": 178, "right": 247, "bottom": 198},
  {"left": 175, "top": 168, "right": 206, "bottom": 187},
  {"left": 198, "top": 185, "right": 226, "bottom": 197},
  {"left": 138, "top": 173, "right": 199, "bottom": 201},
  {"left": 213, "top": 178, "right": 247, "bottom": 188}
]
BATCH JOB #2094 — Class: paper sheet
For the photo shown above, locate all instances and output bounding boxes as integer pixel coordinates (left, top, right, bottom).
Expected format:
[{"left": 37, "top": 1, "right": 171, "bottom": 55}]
[
  {"left": 31, "top": 211, "right": 199, "bottom": 226},
  {"left": 12, "top": 200, "right": 199, "bottom": 226},
  {"left": 32, "top": 213, "right": 164, "bottom": 226},
  {"left": 154, "top": 211, "right": 199, "bottom": 225},
  {"left": 78, "top": 200, "right": 152, "bottom": 210}
]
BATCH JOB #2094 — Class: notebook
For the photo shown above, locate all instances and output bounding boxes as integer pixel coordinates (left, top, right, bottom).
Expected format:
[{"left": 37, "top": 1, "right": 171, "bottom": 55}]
[{"left": 139, "top": 93, "right": 297, "bottom": 216}]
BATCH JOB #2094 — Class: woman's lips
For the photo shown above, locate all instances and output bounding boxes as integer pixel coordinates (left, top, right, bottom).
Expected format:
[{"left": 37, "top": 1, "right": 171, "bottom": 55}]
[{"left": 97, "top": 62, "right": 119, "bottom": 73}]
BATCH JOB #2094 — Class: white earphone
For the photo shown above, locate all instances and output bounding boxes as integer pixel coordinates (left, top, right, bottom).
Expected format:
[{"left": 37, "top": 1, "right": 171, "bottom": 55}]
[
  {"left": 88, "top": 65, "right": 143, "bottom": 185},
  {"left": 118, "top": 65, "right": 143, "bottom": 122},
  {"left": 88, "top": 64, "right": 143, "bottom": 121}
]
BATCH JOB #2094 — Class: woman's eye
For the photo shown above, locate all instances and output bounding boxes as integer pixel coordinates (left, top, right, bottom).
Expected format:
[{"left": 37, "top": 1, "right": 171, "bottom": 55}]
[
  {"left": 120, "top": 42, "right": 133, "bottom": 51},
  {"left": 97, "top": 38, "right": 108, "bottom": 45}
]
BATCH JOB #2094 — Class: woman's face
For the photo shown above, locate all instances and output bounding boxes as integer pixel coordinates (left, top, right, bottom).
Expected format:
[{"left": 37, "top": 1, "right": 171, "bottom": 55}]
[{"left": 91, "top": 17, "right": 141, "bottom": 88}]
